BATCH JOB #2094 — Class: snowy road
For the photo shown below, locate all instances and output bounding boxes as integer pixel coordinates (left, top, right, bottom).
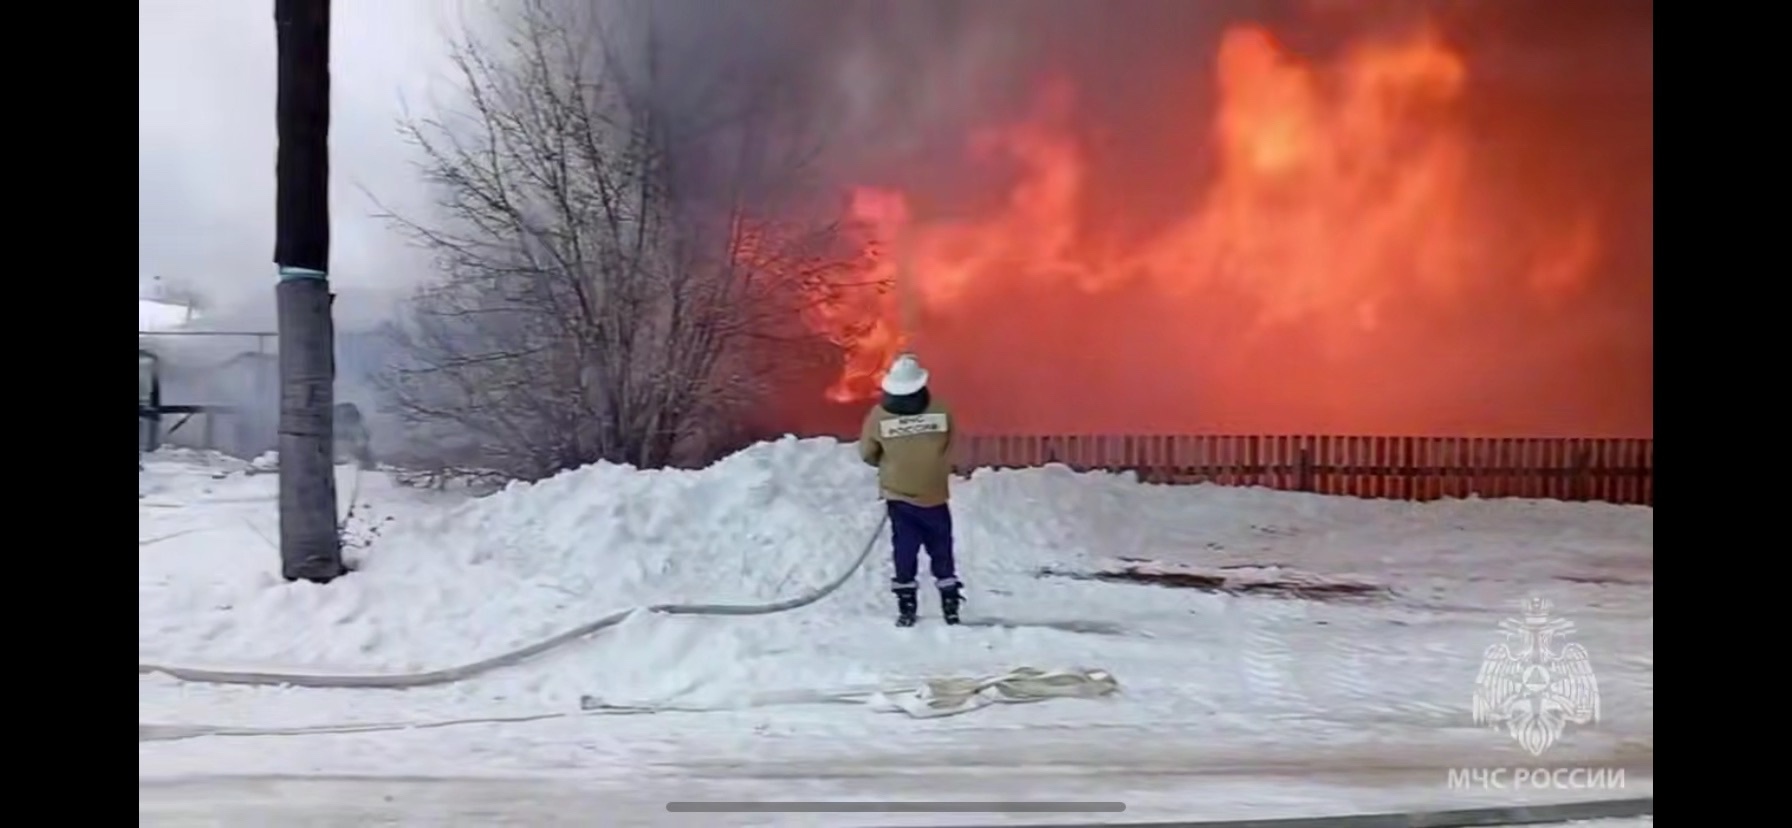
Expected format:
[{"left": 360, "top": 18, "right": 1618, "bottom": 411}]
[
  {"left": 140, "top": 712, "right": 1652, "bottom": 826},
  {"left": 140, "top": 773, "right": 1653, "bottom": 828}
]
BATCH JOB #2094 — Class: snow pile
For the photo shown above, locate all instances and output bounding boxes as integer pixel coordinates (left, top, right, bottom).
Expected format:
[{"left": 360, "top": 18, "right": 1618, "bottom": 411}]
[
  {"left": 139, "top": 437, "right": 1243, "bottom": 672},
  {"left": 143, "top": 438, "right": 838, "bottom": 667},
  {"left": 397, "top": 435, "right": 884, "bottom": 607},
  {"left": 140, "top": 436, "right": 1652, "bottom": 719}
]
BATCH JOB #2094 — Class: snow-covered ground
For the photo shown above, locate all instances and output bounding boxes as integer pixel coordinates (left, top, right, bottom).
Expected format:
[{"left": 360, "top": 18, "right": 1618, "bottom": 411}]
[{"left": 139, "top": 438, "right": 1653, "bottom": 825}]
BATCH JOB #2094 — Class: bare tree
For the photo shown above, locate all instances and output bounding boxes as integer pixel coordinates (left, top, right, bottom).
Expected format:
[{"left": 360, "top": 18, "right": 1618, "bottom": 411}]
[{"left": 375, "top": 0, "right": 872, "bottom": 480}]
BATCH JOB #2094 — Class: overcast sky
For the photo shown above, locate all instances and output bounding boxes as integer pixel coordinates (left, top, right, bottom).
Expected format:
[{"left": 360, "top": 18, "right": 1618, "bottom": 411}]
[{"left": 139, "top": 0, "right": 470, "bottom": 329}]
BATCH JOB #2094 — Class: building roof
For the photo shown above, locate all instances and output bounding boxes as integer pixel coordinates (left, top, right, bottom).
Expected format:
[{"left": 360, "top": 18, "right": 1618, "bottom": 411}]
[{"left": 139, "top": 299, "right": 196, "bottom": 331}]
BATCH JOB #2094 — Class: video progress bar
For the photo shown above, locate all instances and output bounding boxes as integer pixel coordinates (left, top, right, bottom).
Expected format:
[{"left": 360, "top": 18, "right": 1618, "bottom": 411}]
[{"left": 667, "top": 801, "right": 1126, "bottom": 814}]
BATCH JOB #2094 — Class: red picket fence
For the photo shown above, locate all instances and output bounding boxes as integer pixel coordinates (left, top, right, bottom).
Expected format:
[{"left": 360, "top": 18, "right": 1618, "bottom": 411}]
[{"left": 951, "top": 435, "right": 1654, "bottom": 506}]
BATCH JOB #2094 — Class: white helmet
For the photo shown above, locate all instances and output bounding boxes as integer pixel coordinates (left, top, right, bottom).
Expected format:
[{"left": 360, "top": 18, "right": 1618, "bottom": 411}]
[{"left": 880, "top": 352, "right": 929, "bottom": 396}]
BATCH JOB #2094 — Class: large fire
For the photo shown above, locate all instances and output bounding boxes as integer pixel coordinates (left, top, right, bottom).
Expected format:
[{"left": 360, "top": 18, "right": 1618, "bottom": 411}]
[{"left": 800, "top": 17, "right": 1645, "bottom": 437}]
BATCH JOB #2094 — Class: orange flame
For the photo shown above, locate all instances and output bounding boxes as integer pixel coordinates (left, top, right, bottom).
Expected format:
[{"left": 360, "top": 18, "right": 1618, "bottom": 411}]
[{"left": 806, "top": 19, "right": 1607, "bottom": 429}]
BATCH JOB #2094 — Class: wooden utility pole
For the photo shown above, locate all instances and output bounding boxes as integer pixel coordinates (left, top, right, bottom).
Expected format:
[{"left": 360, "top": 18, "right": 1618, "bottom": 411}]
[{"left": 273, "top": 0, "right": 345, "bottom": 583}]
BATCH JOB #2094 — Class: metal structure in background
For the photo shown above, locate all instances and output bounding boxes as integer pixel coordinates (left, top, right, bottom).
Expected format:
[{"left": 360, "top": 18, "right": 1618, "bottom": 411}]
[
  {"left": 137, "top": 333, "right": 376, "bottom": 464},
  {"left": 138, "top": 329, "right": 278, "bottom": 354},
  {"left": 138, "top": 349, "right": 161, "bottom": 464},
  {"left": 138, "top": 345, "right": 243, "bottom": 461},
  {"left": 273, "top": 0, "right": 344, "bottom": 583}
]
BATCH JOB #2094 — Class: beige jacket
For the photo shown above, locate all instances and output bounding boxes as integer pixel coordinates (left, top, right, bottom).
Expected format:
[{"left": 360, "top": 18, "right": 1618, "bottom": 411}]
[{"left": 858, "top": 397, "right": 954, "bottom": 506}]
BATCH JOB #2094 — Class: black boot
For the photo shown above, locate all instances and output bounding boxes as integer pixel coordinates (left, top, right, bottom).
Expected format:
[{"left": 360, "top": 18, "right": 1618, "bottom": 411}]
[
  {"left": 894, "top": 588, "right": 918, "bottom": 627},
  {"left": 939, "top": 585, "right": 963, "bottom": 625}
]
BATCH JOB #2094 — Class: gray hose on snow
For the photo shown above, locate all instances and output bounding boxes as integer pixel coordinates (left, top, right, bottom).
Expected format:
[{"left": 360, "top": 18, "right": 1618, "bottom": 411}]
[{"left": 138, "top": 511, "right": 890, "bottom": 688}]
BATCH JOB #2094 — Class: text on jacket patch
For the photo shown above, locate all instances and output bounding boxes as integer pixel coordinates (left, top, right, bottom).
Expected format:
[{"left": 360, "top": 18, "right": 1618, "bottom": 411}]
[{"left": 880, "top": 413, "right": 950, "bottom": 439}]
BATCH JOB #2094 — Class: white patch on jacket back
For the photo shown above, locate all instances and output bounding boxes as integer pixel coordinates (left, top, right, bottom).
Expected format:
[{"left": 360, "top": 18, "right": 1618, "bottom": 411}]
[{"left": 880, "top": 413, "right": 949, "bottom": 439}]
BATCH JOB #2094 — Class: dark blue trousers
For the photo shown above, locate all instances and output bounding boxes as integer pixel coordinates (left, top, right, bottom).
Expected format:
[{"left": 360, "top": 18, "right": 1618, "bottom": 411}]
[{"left": 888, "top": 500, "right": 958, "bottom": 591}]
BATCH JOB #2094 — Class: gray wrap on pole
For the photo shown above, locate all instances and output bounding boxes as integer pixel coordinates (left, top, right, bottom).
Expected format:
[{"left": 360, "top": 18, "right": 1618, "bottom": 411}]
[{"left": 272, "top": 0, "right": 344, "bottom": 583}]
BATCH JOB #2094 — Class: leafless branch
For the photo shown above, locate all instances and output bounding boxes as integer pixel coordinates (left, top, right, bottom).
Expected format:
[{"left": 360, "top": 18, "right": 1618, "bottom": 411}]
[{"left": 371, "top": 0, "right": 862, "bottom": 481}]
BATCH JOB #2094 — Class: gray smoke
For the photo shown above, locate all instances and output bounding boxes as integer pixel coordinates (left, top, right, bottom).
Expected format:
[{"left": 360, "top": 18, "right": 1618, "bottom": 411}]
[{"left": 596, "top": 0, "right": 1252, "bottom": 185}]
